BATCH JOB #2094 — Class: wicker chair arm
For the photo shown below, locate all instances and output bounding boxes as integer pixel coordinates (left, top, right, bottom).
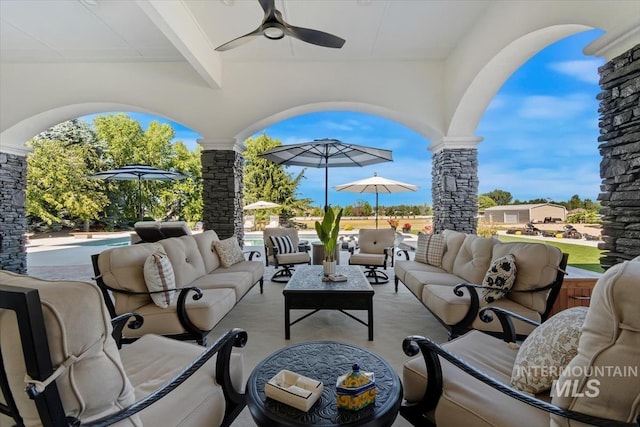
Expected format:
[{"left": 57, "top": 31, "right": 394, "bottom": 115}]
[
  {"left": 80, "top": 328, "right": 248, "bottom": 427},
  {"left": 401, "top": 335, "right": 638, "bottom": 427}
]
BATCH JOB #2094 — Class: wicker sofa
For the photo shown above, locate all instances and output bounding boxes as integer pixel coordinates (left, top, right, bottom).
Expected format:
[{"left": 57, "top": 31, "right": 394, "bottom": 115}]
[
  {"left": 395, "top": 229, "right": 568, "bottom": 338},
  {"left": 92, "top": 230, "right": 264, "bottom": 345}
]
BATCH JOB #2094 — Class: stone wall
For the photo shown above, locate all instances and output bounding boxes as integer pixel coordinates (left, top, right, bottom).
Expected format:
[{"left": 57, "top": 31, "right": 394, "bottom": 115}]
[
  {"left": 0, "top": 152, "right": 27, "bottom": 273},
  {"left": 432, "top": 148, "right": 478, "bottom": 233},
  {"left": 597, "top": 43, "right": 640, "bottom": 269},
  {"left": 201, "top": 150, "right": 244, "bottom": 244}
]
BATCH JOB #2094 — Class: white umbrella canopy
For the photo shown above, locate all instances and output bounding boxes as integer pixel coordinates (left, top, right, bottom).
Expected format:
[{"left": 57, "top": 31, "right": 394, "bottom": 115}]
[
  {"left": 259, "top": 138, "right": 393, "bottom": 211},
  {"left": 89, "top": 164, "right": 186, "bottom": 220},
  {"left": 335, "top": 173, "right": 418, "bottom": 228},
  {"left": 243, "top": 201, "right": 281, "bottom": 210}
]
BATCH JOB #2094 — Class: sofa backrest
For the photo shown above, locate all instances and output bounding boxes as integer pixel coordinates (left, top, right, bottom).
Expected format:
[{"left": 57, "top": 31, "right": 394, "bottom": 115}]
[
  {"left": 0, "top": 271, "right": 138, "bottom": 426},
  {"left": 159, "top": 235, "right": 207, "bottom": 287},
  {"left": 193, "top": 230, "right": 222, "bottom": 273},
  {"left": 440, "top": 229, "right": 467, "bottom": 273},
  {"left": 551, "top": 256, "right": 640, "bottom": 426},
  {"left": 97, "top": 242, "right": 164, "bottom": 313},
  {"left": 451, "top": 234, "right": 497, "bottom": 284},
  {"left": 492, "top": 242, "right": 564, "bottom": 314}
]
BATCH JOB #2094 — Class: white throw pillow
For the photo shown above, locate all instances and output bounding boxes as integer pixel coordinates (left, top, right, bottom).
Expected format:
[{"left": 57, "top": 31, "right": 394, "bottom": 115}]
[
  {"left": 213, "top": 236, "right": 245, "bottom": 268},
  {"left": 511, "top": 307, "right": 588, "bottom": 394},
  {"left": 269, "top": 235, "right": 296, "bottom": 254},
  {"left": 414, "top": 233, "right": 445, "bottom": 267},
  {"left": 482, "top": 254, "right": 517, "bottom": 303},
  {"left": 143, "top": 251, "right": 176, "bottom": 308}
]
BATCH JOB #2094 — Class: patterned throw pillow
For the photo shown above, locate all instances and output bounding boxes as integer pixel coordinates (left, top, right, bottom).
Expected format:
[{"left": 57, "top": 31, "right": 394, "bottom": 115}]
[
  {"left": 414, "top": 233, "right": 445, "bottom": 267},
  {"left": 213, "top": 236, "right": 245, "bottom": 268},
  {"left": 482, "top": 254, "right": 517, "bottom": 303},
  {"left": 511, "top": 307, "right": 588, "bottom": 394},
  {"left": 269, "top": 235, "right": 296, "bottom": 254},
  {"left": 143, "top": 251, "right": 176, "bottom": 308}
]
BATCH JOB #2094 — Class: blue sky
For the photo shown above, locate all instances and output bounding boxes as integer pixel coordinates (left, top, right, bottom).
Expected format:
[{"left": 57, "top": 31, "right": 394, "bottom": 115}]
[{"left": 83, "top": 29, "right": 604, "bottom": 209}]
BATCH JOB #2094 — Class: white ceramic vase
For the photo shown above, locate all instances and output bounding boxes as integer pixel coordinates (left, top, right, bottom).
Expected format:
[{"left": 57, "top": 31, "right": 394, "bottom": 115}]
[{"left": 323, "top": 260, "right": 336, "bottom": 276}]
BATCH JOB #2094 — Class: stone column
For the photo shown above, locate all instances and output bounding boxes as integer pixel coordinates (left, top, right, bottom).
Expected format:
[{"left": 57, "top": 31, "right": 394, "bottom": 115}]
[
  {"left": 0, "top": 150, "right": 28, "bottom": 273},
  {"left": 430, "top": 137, "right": 482, "bottom": 234},
  {"left": 199, "top": 139, "right": 245, "bottom": 245},
  {"left": 596, "top": 43, "right": 640, "bottom": 269}
]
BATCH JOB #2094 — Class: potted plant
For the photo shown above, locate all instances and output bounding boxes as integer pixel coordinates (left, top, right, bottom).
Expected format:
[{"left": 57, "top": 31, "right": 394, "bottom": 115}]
[
  {"left": 387, "top": 218, "right": 399, "bottom": 230},
  {"left": 402, "top": 223, "right": 411, "bottom": 233},
  {"left": 315, "top": 207, "right": 343, "bottom": 275}
]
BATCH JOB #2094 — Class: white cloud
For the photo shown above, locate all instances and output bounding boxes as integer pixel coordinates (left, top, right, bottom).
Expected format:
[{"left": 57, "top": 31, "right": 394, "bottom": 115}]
[
  {"left": 517, "top": 93, "right": 593, "bottom": 120},
  {"left": 548, "top": 59, "right": 603, "bottom": 84}
]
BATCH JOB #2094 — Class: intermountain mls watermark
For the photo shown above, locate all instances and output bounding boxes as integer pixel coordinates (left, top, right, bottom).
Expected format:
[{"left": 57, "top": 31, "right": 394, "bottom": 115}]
[{"left": 514, "top": 365, "right": 638, "bottom": 398}]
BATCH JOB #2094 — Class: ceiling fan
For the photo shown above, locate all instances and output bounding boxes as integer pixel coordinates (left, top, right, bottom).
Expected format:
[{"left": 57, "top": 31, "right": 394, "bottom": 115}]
[{"left": 215, "top": 0, "right": 345, "bottom": 52}]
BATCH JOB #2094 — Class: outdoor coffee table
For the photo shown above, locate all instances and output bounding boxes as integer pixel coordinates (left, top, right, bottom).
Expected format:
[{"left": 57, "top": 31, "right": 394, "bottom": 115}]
[
  {"left": 246, "top": 340, "right": 402, "bottom": 427},
  {"left": 283, "top": 265, "right": 374, "bottom": 341}
]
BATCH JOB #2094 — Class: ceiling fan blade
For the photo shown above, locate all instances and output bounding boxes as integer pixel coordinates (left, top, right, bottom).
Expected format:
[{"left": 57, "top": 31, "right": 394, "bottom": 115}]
[
  {"left": 284, "top": 25, "right": 345, "bottom": 49},
  {"left": 257, "top": 0, "right": 275, "bottom": 14},
  {"left": 215, "top": 27, "right": 263, "bottom": 52}
]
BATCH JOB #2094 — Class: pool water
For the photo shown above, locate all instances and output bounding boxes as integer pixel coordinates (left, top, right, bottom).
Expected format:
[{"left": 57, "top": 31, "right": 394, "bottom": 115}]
[{"left": 63, "top": 236, "right": 131, "bottom": 247}]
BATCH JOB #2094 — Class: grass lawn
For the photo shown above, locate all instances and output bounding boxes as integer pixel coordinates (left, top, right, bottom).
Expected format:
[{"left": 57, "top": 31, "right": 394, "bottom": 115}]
[{"left": 498, "top": 235, "right": 604, "bottom": 273}]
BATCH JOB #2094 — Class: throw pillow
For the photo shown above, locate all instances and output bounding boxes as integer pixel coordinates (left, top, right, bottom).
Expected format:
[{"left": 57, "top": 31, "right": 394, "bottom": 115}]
[
  {"left": 143, "top": 251, "right": 176, "bottom": 308},
  {"left": 511, "top": 307, "right": 588, "bottom": 394},
  {"left": 213, "top": 236, "right": 245, "bottom": 268},
  {"left": 414, "top": 233, "right": 445, "bottom": 267},
  {"left": 482, "top": 254, "right": 517, "bottom": 303},
  {"left": 269, "top": 235, "right": 296, "bottom": 254}
]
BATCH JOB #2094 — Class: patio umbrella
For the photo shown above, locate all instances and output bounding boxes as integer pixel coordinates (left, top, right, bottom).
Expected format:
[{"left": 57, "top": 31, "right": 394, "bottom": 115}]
[
  {"left": 243, "top": 201, "right": 281, "bottom": 210},
  {"left": 89, "top": 164, "right": 186, "bottom": 220},
  {"left": 334, "top": 172, "right": 418, "bottom": 228},
  {"left": 259, "top": 138, "right": 393, "bottom": 211}
]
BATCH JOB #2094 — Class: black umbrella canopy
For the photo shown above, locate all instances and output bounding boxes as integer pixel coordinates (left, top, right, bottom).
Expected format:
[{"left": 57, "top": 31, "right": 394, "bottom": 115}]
[
  {"left": 259, "top": 139, "right": 393, "bottom": 211},
  {"left": 90, "top": 164, "right": 186, "bottom": 220}
]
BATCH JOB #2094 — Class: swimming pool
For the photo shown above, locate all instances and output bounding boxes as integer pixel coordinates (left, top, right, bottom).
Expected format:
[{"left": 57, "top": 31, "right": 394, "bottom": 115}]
[{"left": 63, "top": 236, "right": 131, "bottom": 247}]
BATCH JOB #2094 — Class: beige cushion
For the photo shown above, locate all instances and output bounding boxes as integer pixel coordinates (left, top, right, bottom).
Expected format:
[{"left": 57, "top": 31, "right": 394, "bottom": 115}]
[
  {"left": 440, "top": 229, "right": 467, "bottom": 273},
  {"left": 0, "top": 271, "right": 138, "bottom": 425},
  {"left": 276, "top": 251, "right": 312, "bottom": 265},
  {"left": 481, "top": 254, "right": 517, "bottom": 303},
  {"left": 357, "top": 228, "right": 395, "bottom": 255},
  {"left": 403, "top": 330, "right": 549, "bottom": 426},
  {"left": 193, "top": 230, "right": 222, "bottom": 273},
  {"left": 220, "top": 260, "right": 264, "bottom": 286},
  {"left": 423, "top": 284, "right": 539, "bottom": 335},
  {"left": 120, "top": 288, "right": 236, "bottom": 338},
  {"left": 551, "top": 256, "right": 640, "bottom": 426},
  {"left": 404, "top": 270, "right": 462, "bottom": 299},
  {"left": 143, "top": 251, "right": 176, "bottom": 308},
  {"left": 97, "top": 242, "right": 164, "bottom": 314},
  {"left": 511, "top": 307, "right": 588, "bottom": 394},
  {"left": 415, "top": 233, "right": 445, "bottom": 267},
  {"left": 492, "top": 242, "right": 563, "bottom": 313},
  {"left": 190, "top": 271, "right": 254, "bottom": 301},
  {"left": 451, "top": 234, "right": 496, "bottom": 284},
  {"left": 213, "top": 237, "right": 245, "bottom": 268},
  {"left": 160, "top": 235, "right": 207, "bottom": 287},
  {"left": 349, "top": 253, "right": 386, "bottom": 267},
  {"left": 120, "top": 334, "right": 244, "bottom": 426}
]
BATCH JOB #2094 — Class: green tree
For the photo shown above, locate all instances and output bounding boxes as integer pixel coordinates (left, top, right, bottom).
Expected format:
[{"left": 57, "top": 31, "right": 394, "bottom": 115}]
[
  {"left": 482, "top": 189, "right": 512, "bottom": 206},
  {"left": 93, "top": 114, "right": 196, "bottom": 223},
  {"left": 478, "top": 194, "right": 497, "bottom": 210},
  {"left": 568, "top": 194, "right": 583, "bottom": 210},
  {"left": 26, "top": 138, "right": 108, "bottom": 230},
  {"left": 243, "top": 133, "right": 310, "bottom": 220}
]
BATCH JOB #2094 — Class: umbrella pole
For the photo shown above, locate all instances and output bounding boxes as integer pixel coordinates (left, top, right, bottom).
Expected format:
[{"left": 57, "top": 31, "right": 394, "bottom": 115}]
[
  {"left": 324, "top": 161, "right": 329, "bottom": 212},
  {"left": 138, "top": 177, "right": 143, "bottom": 221},
  {"left": 375, "top": 192, "right": 379, "bottom": 229}
]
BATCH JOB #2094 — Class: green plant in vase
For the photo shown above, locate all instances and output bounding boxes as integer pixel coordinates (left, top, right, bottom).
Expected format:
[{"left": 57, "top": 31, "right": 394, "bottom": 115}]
[{"left": 315, "top": 207, "right": 343, "bottom": 274}]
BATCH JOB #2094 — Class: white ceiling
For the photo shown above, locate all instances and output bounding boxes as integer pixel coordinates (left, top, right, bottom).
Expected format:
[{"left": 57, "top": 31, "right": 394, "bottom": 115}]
[
  {"left": 1, "top": 0, "right": 639, "bottom": 152},
  {"left": 0, "top": 0, "right": 491, "bottom": 63}
]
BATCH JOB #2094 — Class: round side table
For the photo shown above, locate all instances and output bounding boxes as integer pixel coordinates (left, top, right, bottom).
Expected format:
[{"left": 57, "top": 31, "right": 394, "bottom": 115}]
[{"left": 246, "top": 341, "right": 402, "bottom": 426}]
